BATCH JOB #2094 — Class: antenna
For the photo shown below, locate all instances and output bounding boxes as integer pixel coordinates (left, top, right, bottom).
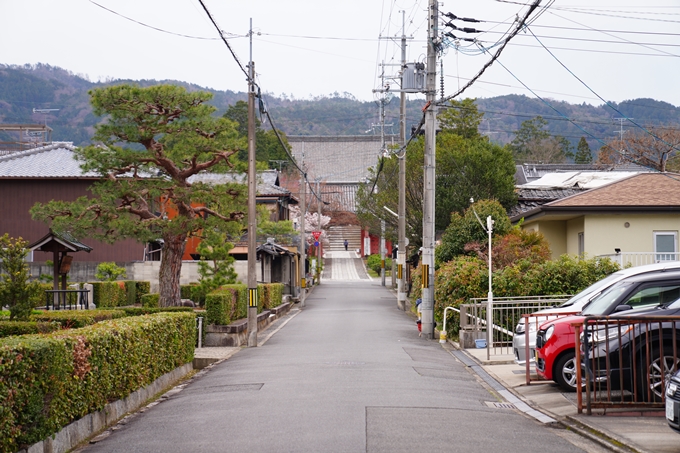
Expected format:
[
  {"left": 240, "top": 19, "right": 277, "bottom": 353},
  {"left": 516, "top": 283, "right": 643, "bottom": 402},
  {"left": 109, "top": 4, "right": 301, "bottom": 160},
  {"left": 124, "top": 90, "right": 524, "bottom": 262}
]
[{"left": 32, "top": 108, "right": 60, "bottom": 126}]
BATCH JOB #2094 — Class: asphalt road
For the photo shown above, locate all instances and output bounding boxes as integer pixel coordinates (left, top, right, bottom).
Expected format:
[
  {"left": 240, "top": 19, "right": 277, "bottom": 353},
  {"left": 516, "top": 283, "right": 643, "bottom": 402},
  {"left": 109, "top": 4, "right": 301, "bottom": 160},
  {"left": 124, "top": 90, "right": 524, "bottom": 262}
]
[{"left": 81, "top": 267, "right": 609, "bottom": 452}]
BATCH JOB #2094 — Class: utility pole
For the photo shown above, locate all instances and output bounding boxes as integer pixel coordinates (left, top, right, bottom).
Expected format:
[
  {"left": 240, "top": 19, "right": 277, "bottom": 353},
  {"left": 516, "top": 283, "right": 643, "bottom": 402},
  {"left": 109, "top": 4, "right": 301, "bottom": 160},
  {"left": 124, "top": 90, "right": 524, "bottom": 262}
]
[
  {"left": 397, "top": 10, "right": 407, "bottom": 311},
  {"left": 300, "top": 155, "right": 307, "bottom": 308},
  {"left": 380, "top": 219, "right": 386, "bottom": 286},
  {"left": 246, "top": 19, "right": 258, "bottom": 347},
  {"left": 316, "top": 178, "right": 322, "bottom": 284},
  {"left": 421, "top": 0, "right": 438, "bottom": 340}
]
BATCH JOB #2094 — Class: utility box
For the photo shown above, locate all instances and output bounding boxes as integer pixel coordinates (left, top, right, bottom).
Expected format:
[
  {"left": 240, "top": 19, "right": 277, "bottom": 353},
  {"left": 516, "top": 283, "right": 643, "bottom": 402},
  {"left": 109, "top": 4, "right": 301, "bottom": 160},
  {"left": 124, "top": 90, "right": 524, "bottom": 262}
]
[{"left": 402, "top": 62, "right": 426, "bottom": 93}]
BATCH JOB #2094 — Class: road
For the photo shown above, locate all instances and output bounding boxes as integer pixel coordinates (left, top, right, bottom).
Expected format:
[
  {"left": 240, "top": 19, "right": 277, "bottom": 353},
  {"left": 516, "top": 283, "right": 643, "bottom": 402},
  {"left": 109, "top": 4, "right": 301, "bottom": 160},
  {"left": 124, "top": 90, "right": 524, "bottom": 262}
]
[{"left": 81, "top": 253, "right": 609, "bottom": 453}]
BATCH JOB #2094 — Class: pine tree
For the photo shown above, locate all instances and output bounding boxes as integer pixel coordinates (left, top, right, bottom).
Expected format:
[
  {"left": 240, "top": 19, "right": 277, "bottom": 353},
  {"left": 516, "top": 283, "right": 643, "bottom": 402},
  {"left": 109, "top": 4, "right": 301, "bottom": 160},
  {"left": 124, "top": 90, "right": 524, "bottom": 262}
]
[{"left": 574, "top": 137, "right": 593, "bottom": 164}]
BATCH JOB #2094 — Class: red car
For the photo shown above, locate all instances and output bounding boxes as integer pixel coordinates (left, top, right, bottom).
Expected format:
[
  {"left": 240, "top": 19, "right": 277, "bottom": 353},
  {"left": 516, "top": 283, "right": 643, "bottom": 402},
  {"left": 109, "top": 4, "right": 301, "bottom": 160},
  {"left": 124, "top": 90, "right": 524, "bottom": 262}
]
[{"left": 535, "top": 270, "right": 680, "bottom": 391}]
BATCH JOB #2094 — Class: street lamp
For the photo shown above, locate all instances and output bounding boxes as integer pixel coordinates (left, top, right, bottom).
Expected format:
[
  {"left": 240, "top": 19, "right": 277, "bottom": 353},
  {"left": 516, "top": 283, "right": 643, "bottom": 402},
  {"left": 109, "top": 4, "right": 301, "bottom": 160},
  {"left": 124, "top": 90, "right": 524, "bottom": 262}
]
[{"left": 470, "top": 198, "right": 494, "bottom": 360}]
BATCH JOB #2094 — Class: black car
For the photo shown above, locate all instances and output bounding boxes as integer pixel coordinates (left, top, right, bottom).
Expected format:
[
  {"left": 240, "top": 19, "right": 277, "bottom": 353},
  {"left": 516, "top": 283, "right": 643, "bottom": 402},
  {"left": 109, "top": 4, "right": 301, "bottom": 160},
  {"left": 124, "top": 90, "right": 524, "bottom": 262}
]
[
  {"left": 666, "top": 369, "right": 680, "bottom": 433},
  {"left": 583, "top": 297, "right": 680, "bottom": 402}
]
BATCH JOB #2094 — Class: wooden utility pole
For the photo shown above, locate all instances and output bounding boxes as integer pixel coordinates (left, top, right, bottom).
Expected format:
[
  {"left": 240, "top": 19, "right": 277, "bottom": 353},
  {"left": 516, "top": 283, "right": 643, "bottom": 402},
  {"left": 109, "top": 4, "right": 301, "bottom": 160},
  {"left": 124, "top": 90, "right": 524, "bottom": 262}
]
[
  {"left": 397, "top": 10, "right": 407, "bottom": 311},
  {"left": 247, "top": 19, "right": 258, "bottom": 347}
]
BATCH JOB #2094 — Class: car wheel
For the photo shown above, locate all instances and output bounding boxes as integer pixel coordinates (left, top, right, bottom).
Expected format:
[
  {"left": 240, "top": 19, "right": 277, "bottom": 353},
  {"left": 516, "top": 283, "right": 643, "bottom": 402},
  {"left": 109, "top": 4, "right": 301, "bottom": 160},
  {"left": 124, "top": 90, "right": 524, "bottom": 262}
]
[
  {"left": 637, "top": 345, "right": 680, "bottom": 402},
  {"left": 553, "top": 351, "right": 584, "bottom": 392}
]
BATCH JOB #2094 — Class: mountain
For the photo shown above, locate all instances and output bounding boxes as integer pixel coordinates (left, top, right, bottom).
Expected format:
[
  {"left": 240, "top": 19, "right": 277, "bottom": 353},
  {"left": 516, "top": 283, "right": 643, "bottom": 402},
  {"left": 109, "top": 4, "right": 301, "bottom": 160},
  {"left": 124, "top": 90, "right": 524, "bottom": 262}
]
[{"left": 1, "top": 64, "right": 679, "bottom": 151}]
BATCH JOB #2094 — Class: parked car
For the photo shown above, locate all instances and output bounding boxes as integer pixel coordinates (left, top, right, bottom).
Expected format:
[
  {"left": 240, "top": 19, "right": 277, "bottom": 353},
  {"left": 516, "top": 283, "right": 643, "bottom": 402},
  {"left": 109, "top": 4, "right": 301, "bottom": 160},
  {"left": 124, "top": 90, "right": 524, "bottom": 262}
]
[
  {"left": 583, "top": 298, "right": 680, "bottom": 402},
  {"left": 535, "top": 270, "right": 680, "bottom": 391},
  {"left": 667, "top": 369, "right": 680, "bottom": 432},
  {"left": 513, "top": 262, "right": 680, "bottom": 366}
]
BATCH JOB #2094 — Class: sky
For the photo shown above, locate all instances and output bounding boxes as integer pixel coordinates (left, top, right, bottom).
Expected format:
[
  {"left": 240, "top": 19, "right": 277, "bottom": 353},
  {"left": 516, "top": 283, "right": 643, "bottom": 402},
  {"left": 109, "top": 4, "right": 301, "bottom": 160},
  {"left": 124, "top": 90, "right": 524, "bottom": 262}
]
[{"left": 2, "top": 0, "right": 680, "bottom": 107}]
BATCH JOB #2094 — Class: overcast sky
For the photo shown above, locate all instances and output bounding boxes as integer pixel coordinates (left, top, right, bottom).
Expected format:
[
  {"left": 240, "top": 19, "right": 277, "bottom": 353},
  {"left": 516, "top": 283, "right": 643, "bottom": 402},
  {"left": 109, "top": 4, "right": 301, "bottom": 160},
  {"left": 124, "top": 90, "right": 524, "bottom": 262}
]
[{"left": 2, "top": 0, "right": 680, "bottom": 108}]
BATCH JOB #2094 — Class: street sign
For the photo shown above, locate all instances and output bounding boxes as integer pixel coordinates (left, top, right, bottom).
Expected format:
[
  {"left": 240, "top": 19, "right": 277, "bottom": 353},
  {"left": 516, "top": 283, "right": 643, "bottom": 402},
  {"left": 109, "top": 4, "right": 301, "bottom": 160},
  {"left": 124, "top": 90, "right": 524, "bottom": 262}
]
[
  {"left": 314, "top": 241, "right": 319, "bottom": 247},
  {"left": 312, "top": 231, "right": 321, "bottom": 240}
]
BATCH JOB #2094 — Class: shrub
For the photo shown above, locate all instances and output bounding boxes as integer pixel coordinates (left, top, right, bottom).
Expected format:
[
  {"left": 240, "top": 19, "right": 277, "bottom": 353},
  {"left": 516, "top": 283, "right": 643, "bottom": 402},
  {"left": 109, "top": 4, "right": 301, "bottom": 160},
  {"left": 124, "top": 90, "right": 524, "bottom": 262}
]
[
  {"left": 366, "top": 254, "right": 393, "bottom": 275},
  {"left": 117, "top": 306, "right": 194, "bottom": 317},
  {"left": 134, "top": 281, "right": 151, "bottom": 304},
  {"left": 30, "top": 310, "right": 127, "bottom": 329},
  {"left": 94, "top": 262, "right": 127, "bottom": 281},
  {"left": 0, "top": 312, "right": 195, "bottom": 451},
  {"left": 89, "top": 282, "right": 126, "bottom": 308},
  {"left": 181, "top": 284, "right": 206, "bottom": 307},
  {"left": 205, "top": 286, "right": 242, "bottom": 326},
  {"left": 140, "top": 293, "right": 160, "bottom": 308},
  {"left": 0, "top": 235, "right": 43, "bottom": 320},
  {"left": 123, "top": 281, "right": 136, "bottom": 306},
  {"left": 0, "top": 321, "right": 61, "bottom": 337}
]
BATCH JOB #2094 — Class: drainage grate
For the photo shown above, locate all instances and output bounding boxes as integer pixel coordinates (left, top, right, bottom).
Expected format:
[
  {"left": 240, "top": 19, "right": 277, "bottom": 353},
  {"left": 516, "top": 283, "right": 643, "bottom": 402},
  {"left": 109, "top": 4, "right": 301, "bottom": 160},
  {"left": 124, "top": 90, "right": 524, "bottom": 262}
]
[
  {"left": 324, "top": 361, "right": 366, "bottom": 367},
  {"left": 485, "top": 401, "right": 516, "bottom": 409}
]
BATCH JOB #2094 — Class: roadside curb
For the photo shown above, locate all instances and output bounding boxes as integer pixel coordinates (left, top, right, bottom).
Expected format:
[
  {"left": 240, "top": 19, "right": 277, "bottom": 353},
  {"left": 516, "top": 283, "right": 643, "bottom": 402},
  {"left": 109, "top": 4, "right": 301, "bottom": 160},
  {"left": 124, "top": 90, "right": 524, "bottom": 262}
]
[{"left": 562, "top": 416, "right": 648, "bottom": 453}]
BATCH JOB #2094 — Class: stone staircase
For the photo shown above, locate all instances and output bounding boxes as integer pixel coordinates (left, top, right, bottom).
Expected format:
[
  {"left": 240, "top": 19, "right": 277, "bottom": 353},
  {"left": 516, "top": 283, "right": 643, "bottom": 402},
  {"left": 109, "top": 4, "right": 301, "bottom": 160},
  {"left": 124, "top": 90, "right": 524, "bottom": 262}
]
[{"left": 328, "top": 225, "right": 362, "bottom": 251}]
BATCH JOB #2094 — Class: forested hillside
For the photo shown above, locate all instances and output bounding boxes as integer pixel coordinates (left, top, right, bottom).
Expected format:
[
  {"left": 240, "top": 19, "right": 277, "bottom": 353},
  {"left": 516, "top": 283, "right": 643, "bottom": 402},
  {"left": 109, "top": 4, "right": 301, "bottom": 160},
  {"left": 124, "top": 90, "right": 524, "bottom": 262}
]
[{"left": 1, "top": 64, "right": 678, "bottom": 151}]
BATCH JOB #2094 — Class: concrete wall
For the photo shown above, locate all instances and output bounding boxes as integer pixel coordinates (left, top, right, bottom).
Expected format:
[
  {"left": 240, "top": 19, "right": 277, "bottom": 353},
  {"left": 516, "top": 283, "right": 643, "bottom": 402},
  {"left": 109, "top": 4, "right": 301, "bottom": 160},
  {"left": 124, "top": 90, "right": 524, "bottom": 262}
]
[{"left": 536, "top": 221, "right": 568, "bottom": 259}]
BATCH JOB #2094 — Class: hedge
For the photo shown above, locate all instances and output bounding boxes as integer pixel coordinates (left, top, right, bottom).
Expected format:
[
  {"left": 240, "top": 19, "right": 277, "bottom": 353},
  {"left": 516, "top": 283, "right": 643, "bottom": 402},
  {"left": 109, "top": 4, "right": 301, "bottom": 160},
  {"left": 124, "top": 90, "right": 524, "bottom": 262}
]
[
  {"left": 0, "top": 312, "right": 196, "bottom": 452},
  {"left": 30, "top": 310, "right": 127, "bottom": 329},
  {"left": 0, "top": 321, "right": 61, "bottom": 338},
  {"left": 118, "top": 306, "right": 194, "bottom": 317},
  {"left": 180, "top": 284, "right": 206, "bottom": 307},
  {"left": 134, "top": 281, "right": 151, "bottom": 304},
  {"left": 140, "top": 293, "right": 160, "bottom": 308},
  {"left": 205, "top": 283, "right": 284, "bottom": 326},
  {"left": 89, "top": 282, "right": 126, "bottom": 308},
  {"left": 366, "top": 254, "right": 393, "bottom": 275}
]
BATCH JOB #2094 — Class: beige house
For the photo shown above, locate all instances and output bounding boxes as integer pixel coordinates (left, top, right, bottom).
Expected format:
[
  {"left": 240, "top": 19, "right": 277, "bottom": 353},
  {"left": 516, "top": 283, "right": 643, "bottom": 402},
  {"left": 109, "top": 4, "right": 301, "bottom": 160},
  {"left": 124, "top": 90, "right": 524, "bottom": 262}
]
[{"left": 510, "top": 173, "right": 680, "bottom": 266}]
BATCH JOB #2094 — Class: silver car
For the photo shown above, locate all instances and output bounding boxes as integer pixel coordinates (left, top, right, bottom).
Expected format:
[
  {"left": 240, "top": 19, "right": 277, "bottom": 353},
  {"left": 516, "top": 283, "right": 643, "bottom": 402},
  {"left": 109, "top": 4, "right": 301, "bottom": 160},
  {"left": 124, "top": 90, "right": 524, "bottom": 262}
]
[{"left": 513, "top": 261, "right": 680, "bottom": 366}]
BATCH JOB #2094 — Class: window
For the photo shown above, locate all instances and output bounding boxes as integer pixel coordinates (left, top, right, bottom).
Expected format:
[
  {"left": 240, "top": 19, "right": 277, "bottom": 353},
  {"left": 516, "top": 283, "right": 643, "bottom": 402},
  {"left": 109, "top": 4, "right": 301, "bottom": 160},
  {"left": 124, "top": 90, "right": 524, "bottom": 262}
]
[
  {"left": 578, "top": 232, "right": 584, "bottom": 257},
  {"left": 654, "top": 231, "right": 677, "bottom": 262}
]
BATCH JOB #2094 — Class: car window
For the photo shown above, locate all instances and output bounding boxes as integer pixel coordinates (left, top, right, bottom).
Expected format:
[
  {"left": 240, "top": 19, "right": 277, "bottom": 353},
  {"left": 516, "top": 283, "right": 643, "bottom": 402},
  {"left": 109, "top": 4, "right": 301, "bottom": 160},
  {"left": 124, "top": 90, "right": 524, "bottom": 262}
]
[
  {"left": 623, "top": 284, "right": 680, "bottom": 309},
  {"left": 581, "top": 283, "right": 631, "bottom": 315},
  {"left": 558, "top": 272, "right": 624, "bottom": 308}
]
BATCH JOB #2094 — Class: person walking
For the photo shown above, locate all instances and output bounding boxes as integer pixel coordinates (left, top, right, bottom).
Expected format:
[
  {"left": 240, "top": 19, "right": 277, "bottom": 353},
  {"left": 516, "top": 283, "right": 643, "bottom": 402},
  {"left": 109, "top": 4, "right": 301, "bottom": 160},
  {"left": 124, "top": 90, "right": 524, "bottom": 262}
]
[{"left": 344, "top": 239, "right": 348, "bottom": 251}]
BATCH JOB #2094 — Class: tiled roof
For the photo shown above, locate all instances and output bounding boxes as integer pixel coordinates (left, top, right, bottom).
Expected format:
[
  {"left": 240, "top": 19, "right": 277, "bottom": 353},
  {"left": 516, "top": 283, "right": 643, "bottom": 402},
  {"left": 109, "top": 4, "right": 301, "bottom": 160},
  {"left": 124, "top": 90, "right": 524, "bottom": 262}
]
[
  {"left": 287, "top": 135, "right": 399, "bottom": 183},
  {"left": 189, "top": 170, "right": 292, "bottom": 198},
  {"left": 519, "top": 171, "right": 641, "bottom": 189},
  {"left": 0, "top": 142, "right": 100, "bottom": 178},
  {"left": 508, "top": 187, "right": 586, "bottom": 218},
  {"left": 549, "top": 173, "right": 680, "bottom": 207}
]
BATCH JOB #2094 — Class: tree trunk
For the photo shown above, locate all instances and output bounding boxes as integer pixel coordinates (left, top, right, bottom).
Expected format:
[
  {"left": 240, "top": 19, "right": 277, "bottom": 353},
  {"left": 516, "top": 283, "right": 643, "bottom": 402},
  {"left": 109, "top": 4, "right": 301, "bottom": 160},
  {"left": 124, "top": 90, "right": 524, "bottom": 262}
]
[{"left": 158, "top": 232, "right": 187, "bottom": 307}]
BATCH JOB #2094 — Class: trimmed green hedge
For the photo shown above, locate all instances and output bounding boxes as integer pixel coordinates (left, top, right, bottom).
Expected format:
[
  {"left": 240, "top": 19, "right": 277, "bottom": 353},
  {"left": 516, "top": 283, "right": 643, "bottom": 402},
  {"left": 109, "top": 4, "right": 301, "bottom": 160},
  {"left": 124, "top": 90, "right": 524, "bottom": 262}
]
[
  {"left": 0, "top": 312, "right": 196, "bottom": 452},
  {"left": 205, "top": 283, "right": 284, "bottom": 325},
  {"left": 118, "top": 307, "right": 194, "bottom": 316},
  {"left": 140, "top": 293, "right": 160, "bottom": 308},
  {"left": 89, "top": 282, "right": 126, "bottom": 308},
  {"left": 0, "top": 321, "right": 62, "bottom": 337},
  {"left": 134, "top": 282, "right": 151, "bottom": 304},
  {"left": 30, "top": 310, "right": 127, "bottom": 329},
  {"left": 180, "top": 284, "right": 206, "bottom": 307}
]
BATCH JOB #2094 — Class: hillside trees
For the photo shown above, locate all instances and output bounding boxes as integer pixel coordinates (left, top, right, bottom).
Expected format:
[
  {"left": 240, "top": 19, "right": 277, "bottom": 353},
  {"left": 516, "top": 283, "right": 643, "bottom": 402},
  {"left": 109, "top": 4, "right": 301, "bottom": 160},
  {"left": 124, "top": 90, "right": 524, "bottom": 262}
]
[
  {"left": 509, "top": 116, "right": 573, "bottom": 163},
  {"left": 597, "top": 126, "right": 680, "bottom": 172},
  {"left": 356, "top": 100, "right": 516, "bottom": 247},
  {"left": 223, "top": 100, "right": 294, "bottom": 169},
  {"left": 31, "top": 84, "right": 247, "bottom": 306}
]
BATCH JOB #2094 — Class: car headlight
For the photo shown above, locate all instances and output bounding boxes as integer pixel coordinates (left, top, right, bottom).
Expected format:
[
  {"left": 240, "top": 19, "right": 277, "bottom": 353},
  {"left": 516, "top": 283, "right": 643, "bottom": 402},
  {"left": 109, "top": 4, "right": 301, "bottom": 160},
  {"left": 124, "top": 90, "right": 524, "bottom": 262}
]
[
  {"left": 544, "top": 325, "right": 555, "bottom": 342},
  {"left": 668, "top": 381, "right": 678, "bottom": 397},
  {"left": 515, "top": 322, "right": 538, "bottom": 335}
]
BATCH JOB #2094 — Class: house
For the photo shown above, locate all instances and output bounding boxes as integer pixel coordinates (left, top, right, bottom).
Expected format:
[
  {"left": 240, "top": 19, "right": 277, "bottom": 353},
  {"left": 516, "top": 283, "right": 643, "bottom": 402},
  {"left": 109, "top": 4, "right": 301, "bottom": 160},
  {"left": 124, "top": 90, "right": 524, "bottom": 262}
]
[
  {"left": 0, "top": 141, "right": 297, "bottom": 263},
  {"left": 0, "top": 142, "right": 143, "bottom": 262},
  {"left": 510, "top": 172, "right": 680, "bottom": 266}
]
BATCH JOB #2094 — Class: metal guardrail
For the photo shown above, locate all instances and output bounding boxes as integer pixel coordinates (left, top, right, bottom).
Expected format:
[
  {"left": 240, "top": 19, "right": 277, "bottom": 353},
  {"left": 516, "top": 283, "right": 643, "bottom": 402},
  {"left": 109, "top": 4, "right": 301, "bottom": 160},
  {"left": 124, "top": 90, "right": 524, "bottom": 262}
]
[
  {"left": 575, "top": 315, "right": 680, "bottom": 414},
  {"left": 523, "top": 312, "right": 579, "bottom": 385},
  {"left": 45, "top": 289, "right": 90, "bottom": 310},
  {"left": 598, "top": 253, "right": 680, "bottom": 268},
  {"left": 460, "top": 296, "right": 571, "bottom": 357}
]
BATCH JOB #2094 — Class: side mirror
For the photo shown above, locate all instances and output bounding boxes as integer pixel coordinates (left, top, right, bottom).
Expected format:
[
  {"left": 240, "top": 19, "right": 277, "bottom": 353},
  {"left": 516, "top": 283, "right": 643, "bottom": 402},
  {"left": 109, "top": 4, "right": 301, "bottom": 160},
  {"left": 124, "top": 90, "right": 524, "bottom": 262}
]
[{"left": 615, "top": 304, "right": 632, "bottom": 312}]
